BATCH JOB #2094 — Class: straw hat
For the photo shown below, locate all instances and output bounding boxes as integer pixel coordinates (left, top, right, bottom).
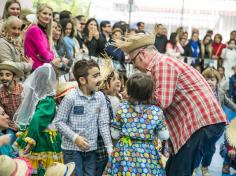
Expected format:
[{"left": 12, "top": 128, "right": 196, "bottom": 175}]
[
  {"left": 45, "top": 162, "right": 75, "bottom": 176},
  {"left": 55, "top": 81, "right": 78, "bottom": 99},
  {"left": 226, "top": 118, "right": 236, "bottom": 148},
  {"left": 0, "top": 155, "right": 32, "bottom": 176},
  {"left": 202, "top": 67, "right": 221, "bottom": 82},
  {"left": 0, "top": 61, "right": 24, "bottom": 77},
  {"left": 115, "top": 33, "right": 155, "bottom": 53},
  {"left": 99, "top": 53, "right": 114, "bottom": 89}
]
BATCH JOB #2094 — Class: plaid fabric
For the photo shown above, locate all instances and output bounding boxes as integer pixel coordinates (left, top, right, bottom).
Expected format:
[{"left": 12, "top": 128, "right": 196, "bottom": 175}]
[
  {"left": 0, "top": 82, "right": 23, "bottom": 120},
  {"left": 54, "top": 88, "right": 112, "bottom": 152},
  {"left": 147, "top": 54, "right": 227, "bottom": 153},
  {"left": 96, "top": 134, "right": 108, "bottom": 162},
  {"left": 96, "top": 94, "right": 113, "bottom": 162}
]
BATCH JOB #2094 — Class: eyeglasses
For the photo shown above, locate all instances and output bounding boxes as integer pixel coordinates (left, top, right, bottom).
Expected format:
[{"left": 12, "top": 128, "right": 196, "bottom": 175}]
[
  {"left": 106, "top": 25, "right": 111, "bottom": 28},
  {"left": 131, "top": 50, "right": 141, "bottom": 64}
]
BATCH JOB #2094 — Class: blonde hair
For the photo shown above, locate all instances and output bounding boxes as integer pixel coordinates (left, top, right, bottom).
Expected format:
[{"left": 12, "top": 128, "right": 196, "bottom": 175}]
[
  {"left": 36, "top": 3, "right": 53, "bottom": 44},
  {"left": 3, "top": 16, "right": 22, "bottom": 31},
  {"left": 2, "top": 0, "right": 21, "bottom": 19}
]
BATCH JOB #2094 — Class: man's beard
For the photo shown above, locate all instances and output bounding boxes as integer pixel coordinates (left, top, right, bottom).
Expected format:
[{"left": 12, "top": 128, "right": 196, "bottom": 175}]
[{"left": 1, "top": 80, "right": 13, "bottom": 87}]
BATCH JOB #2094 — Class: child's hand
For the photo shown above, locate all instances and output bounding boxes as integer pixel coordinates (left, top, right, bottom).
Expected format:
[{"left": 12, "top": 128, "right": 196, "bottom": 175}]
[
  {"left": 228, "top": 149, "right": 236, "bottom": 159},
  {"left": 0, "top": 134, "right": 10, "bottom": 147},
  {"left": 24, "top": 143, "right": 34, "bottom": 154},
  {"left": 75, "top": 135, "right": 90, "bottom": 151}
]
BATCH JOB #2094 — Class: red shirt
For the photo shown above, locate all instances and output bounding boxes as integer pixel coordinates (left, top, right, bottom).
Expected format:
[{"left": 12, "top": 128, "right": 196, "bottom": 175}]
[
  {"left": 0, "top": 82, "right": 23, "bottom": 120},
  {"left": 147, "top": 54, "right": 227, "bottom": 153}
]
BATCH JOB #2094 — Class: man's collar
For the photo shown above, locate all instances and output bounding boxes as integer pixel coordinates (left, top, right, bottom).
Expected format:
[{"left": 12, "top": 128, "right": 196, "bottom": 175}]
[{"left": 77, "top": 88, "right": 97, "bottom": 100}]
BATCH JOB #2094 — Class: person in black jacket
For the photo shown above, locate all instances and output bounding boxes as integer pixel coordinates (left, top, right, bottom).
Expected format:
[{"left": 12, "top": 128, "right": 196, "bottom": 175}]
[{"left": 154, "top": 24, "right": 168, "bottom": 53}]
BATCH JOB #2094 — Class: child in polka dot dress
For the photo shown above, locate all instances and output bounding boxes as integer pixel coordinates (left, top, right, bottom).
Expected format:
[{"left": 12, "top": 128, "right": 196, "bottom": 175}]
[{"left": 104, "top": 73, "right": 169, "bottom": 176}]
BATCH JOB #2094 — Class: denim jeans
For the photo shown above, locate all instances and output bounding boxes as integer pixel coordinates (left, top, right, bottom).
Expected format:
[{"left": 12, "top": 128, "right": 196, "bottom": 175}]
[
  {"left": 63, "top": 150, "right": 96, "bottom": 176},
  {"left": 96, "top": 157, "right": 108, "bottom": 176},
  {"left": 166, "top": 122, "right": 225, "bottom": 176}
]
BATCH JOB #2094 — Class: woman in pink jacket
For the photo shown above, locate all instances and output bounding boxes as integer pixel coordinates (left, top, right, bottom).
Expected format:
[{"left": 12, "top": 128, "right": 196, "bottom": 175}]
[{"left": 24, "top": 4, "right": 56, "bottom": 70}]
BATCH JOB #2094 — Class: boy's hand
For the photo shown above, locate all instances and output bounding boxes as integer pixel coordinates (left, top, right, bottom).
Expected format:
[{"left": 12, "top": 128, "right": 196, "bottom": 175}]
[
  {"left": 228, "top": 150, "right": 236, "bottom": 159},
  {"left": 75, "top": 135, "right": 90, "bottom": 151}
]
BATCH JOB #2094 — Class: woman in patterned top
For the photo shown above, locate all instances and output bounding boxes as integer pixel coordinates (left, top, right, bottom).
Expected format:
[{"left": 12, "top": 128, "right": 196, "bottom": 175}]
[{"left": 104, "top": 72, "right": 169, "bottom": 176}]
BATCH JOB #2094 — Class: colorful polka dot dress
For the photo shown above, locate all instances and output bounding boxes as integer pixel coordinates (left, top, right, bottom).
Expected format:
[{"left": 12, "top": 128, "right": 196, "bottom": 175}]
[{"left": 104, "top": 101, "right": 167, "bottom": 176}]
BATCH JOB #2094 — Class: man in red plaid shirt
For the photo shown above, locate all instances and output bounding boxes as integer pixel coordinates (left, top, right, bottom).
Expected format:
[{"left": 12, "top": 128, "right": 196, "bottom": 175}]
[{"left": 117, "top": 34, "right": 227, "bottom": 176}]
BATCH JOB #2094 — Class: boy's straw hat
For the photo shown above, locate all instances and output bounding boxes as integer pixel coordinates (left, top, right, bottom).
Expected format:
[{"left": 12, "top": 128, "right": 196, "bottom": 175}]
[
  {"left": 202, "top": 67, "right": 221, "bottom": 82},
  {"left": 226, "top": 118, "right": 236, "bottom": 148},
  {"left": 55, "top": 81, "right": 78, "bottom": 99},
  {"left": 0, "top": 155, "right": 32, "bottom": 176},
  {"left": 45, "top": 162, "right": 75, "bottom": 176},
  {"left": 0, "top": 61, "right": 24, "bottom": 77},
  {"left": 115, "top": 33, "right": 155, "bottom": 53}
]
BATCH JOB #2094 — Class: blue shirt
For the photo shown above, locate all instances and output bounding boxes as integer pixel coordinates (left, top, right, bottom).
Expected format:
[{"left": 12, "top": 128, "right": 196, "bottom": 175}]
[{"left": 54, "top": 88, "right": 112, "bottom": 151}]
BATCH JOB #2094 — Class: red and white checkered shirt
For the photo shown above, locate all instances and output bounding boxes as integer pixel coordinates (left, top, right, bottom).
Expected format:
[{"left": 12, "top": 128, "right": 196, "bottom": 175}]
[{"left": 147, "top": 54, "right": 227, "bottom": 153}]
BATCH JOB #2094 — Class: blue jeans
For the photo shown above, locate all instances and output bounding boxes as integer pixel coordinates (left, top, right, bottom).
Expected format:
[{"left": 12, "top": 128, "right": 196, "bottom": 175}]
[
  {"left": 96, "top": 157, "right": 108, "bottom": 176},
  {"left": 166, "top": 122, "right": 225, "bottom": 176},
  {"left": 63, "top": 150, "right": 96, "bottom": 176}
]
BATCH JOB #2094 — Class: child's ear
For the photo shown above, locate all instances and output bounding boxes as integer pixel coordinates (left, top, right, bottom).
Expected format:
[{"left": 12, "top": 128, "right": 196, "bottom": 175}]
[{"left": 79, "top": 77, "right": 86, "bottom": 85}]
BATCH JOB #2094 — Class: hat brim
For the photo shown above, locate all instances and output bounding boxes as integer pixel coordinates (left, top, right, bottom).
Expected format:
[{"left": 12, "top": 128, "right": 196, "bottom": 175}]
[
  {"left": 0, "top": 65, "right": 24, "bottom": 77},
  {"left": 65, "top": 162, "right": 75, "bottom": 176},
  {"left": 55, "top": 87, "right": 76, "bottom": 99}
]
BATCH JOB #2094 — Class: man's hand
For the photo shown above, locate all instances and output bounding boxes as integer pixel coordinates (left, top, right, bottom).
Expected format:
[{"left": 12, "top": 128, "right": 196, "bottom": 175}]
[
  {"left": 75, "top": 135, "right": 90, "bottom": 151},
  {"left": 8, "top": 121, "right": 19, "bottom": 131},
  {"left": 0, "top": 115, "right": 10, "bottom": 130}
]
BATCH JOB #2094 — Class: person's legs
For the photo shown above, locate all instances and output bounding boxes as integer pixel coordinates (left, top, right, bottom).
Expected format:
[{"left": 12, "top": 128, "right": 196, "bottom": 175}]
[
  {"left": 83, "top": 151, "right": 97, "bottom": 176},
  {"left": 201, "top": 123, "right": 225, "bottom": 167},
  {"left": 63, "top": 150, "right": 83, "bottom": 176},
  {"left": 96, "top": 157, "right": 108, "bottom": 176},
  {"left": 166, "top": 128, "right": 205, "bottom": 176}
]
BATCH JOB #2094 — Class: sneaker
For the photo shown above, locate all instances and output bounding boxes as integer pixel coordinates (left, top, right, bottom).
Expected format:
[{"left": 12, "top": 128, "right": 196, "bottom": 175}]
[
  {"left": 222, "top": 164, "right": 230, "bottom": 174},
  {"left": 192, "top": 169, "right": 197, "bottom": 176},
  {"left": 201, "top": 166, "right": 210, "bottom": 176}
]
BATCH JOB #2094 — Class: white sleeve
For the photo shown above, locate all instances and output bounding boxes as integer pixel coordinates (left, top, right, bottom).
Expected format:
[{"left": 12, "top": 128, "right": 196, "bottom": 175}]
[
  {"left": 158, "top": 129, "right": 169, "bottom": 140},
  {"left": 111, "top": 127, "right": 121, "bottom": 139}
]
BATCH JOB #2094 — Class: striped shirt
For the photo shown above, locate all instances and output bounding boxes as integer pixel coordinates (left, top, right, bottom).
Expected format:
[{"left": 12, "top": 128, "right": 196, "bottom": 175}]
[
  {"left": 54, "top": 88, "right": 112, "bottom": 151},
  {"left": 147, "top": 54, "right": 227, "bottom": 153}
]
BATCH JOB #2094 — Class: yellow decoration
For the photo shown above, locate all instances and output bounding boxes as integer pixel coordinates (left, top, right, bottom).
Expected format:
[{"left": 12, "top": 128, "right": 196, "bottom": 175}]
[{"left": 121, "top": 136, "right": 132, "bottom": 146}]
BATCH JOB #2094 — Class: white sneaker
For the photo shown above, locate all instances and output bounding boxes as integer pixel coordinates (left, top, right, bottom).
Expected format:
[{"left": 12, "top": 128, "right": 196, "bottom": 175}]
[
  {"left": 192, "top": 169, "right": 197, "bottom": 176},
  {"left": 201, "top": 166, "right": 210, "bottom": 176}
]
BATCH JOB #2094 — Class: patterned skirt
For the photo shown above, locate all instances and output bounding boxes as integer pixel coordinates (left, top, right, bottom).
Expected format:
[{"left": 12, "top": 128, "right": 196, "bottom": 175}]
[{"left": 104, "top": 139, "right": 166, "bottom": 176}]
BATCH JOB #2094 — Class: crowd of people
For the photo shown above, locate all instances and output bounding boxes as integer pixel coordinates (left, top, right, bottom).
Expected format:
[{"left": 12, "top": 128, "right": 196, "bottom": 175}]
[{"left": 0, "top": 0, "right": 236, "bottom": 176}]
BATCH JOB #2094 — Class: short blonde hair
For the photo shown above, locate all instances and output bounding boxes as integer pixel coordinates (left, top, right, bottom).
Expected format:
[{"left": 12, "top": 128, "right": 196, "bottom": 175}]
[{"left": 3, "top": 16, "right": 22, "bottom": 30}]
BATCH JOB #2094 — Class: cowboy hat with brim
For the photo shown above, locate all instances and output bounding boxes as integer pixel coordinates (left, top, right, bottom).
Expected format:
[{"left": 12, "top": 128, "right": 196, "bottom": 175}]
[
  {"left": 226, "top": 118, "right": 236, "bottom": 148},
  {"left": 0, "top": 61, "right": 24, "bottom": 77},
  {"left": 115, "top": 33, "right": 155, "bottom": 54},
  {"left": 55, "top": 81, "right": 78, "bottom": 99},
  {"left": 45, "top": 162, "right": 75, "bottom": 176},
  {"left": 0, "top": 155, "right": 32, "bottom": 176}
]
